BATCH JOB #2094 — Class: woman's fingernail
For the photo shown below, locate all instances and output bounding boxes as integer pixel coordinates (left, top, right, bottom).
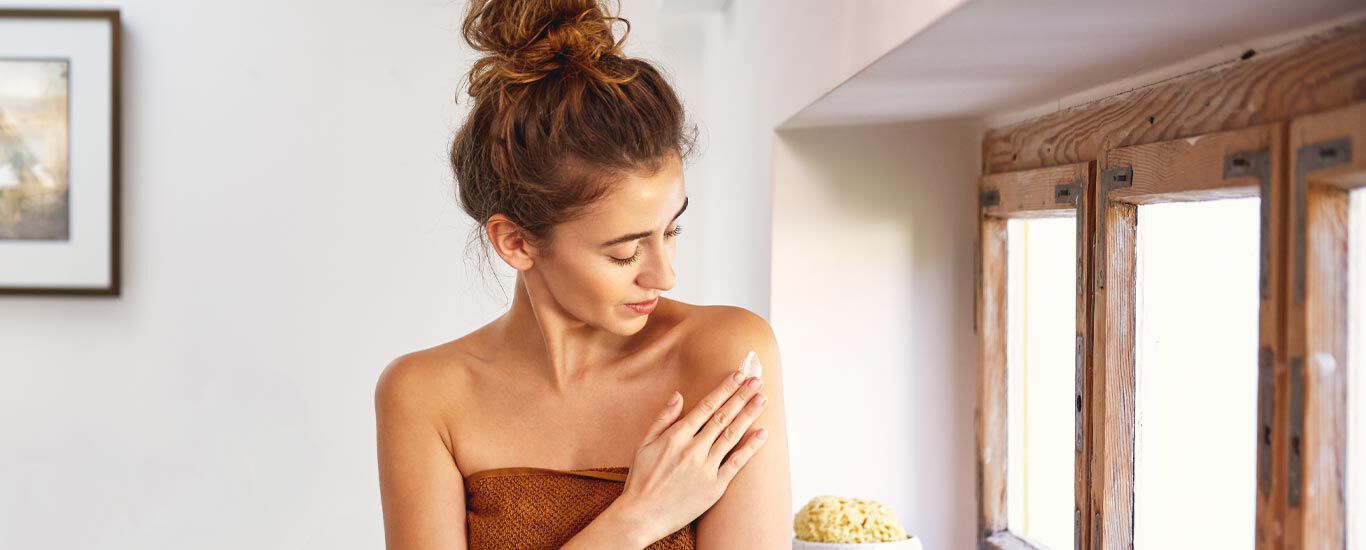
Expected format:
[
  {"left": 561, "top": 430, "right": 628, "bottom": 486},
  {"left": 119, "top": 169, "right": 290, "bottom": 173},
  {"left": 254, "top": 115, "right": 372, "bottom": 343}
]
[
  {"left": 733, "top": 370, "right": 745, "bottom": 383},
  {"left": 757, "top": 428, "right": 769, "bottom": 439},
  {"left": 667, "top": 392, "right": 681, "bottom": 406}
]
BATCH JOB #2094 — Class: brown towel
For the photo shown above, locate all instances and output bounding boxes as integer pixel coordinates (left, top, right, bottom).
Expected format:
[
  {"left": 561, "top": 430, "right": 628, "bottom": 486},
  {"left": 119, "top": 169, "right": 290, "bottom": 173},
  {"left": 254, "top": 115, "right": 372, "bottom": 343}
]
[{"left": 465, "top": 465, "right": 698, "bottom": 549}]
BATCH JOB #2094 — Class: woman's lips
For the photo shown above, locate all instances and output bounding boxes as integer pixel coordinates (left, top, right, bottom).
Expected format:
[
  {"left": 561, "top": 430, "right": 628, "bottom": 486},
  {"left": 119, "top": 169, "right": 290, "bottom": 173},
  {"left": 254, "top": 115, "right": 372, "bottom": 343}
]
[{"left": 625, "top": 297, "right": 659, "bottom": 315}]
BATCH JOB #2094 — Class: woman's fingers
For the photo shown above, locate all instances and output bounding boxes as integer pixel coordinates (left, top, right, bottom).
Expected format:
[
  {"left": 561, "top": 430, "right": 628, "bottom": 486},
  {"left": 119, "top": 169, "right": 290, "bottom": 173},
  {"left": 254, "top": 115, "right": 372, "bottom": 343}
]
[
  {"left": 693, "top": 375, "right": 763, "bottom": 452},
  {"left": 717, "top": 427, "right": 769, "bottom": 484},
  {"left": 640, "top": 390, "right": 683, "bottom": 446},
  {"left": 667, "top": 370, "right": 749, "bottom": 438},
  {"left": 705, "top": 386, "right": 766, "bottom": 466}
]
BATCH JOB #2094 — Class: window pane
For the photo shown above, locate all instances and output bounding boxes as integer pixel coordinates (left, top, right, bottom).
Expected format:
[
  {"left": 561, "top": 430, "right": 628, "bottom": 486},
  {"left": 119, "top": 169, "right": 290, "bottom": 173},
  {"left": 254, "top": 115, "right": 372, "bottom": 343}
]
[
  {"left": 1005, "top": 216, "right": 1076, "bottom": 549},
  {"left": 1134, "top": 197, "right": 1259, "bottom": 549},
  {"left": 1350, "top": 189, "right": 1365, "bottom": 550}
]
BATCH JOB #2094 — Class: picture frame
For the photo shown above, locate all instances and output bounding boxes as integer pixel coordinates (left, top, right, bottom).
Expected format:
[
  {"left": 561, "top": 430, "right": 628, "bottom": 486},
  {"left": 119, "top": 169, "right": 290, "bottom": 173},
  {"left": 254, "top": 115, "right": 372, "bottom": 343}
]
[{"left": 0, "top": 8, "right": 120, "bottom": 296}]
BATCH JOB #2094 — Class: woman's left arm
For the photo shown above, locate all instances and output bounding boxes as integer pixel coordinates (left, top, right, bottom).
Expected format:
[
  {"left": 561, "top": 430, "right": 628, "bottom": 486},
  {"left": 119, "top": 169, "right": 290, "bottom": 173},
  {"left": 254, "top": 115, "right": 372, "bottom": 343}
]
[{"left": 690, "top": 306, "right": 794, "bottom": 549}]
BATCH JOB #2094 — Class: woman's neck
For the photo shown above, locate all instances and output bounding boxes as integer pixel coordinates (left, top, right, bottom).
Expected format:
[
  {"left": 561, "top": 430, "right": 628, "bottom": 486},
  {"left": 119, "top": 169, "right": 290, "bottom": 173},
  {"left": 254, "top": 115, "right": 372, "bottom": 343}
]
[{"left": 496, "top": 272, "right": 635, "bottom": 393}]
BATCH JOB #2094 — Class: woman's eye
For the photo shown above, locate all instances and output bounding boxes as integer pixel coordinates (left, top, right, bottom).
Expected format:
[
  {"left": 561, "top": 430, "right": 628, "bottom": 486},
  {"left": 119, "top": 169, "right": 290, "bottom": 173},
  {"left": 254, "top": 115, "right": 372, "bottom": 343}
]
[
  {"left": 609, "top": 225, "right": 680, "bottom": 266},
  {"left": 610, "top": 248, "right": 642, "bottom": 266}
]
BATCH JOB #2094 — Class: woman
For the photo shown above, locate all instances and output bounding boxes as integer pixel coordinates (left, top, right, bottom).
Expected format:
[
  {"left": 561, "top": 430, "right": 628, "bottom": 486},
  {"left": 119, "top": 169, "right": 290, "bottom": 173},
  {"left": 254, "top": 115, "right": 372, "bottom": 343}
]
[{"left": 374, "top": 0, "right": 792, "bottom": 548}]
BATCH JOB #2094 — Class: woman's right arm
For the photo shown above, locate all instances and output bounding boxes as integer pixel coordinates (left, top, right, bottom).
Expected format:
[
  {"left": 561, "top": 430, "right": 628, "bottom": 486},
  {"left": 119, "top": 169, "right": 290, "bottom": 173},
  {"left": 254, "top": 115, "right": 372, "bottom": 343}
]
[
  {"left": 567, "top": 366, "right": 771, "bottom": 548},
  {"left": 375, "top": 354, "right": 468, "bottom": 550},
  {"left": 560, "top": 500, "right": 656, "bottom": 548}
]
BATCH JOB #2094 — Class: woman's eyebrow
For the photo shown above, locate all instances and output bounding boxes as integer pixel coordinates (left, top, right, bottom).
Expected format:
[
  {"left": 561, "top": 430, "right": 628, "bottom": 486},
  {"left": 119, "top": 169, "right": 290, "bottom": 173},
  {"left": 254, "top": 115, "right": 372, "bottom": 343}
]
[{"left": 598, "top": 196, "right": 688, "bottom": 248}]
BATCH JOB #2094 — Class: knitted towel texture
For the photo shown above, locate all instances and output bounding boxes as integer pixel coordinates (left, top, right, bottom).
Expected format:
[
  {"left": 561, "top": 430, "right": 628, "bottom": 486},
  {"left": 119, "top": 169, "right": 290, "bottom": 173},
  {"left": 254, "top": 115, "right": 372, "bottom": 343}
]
[{"left": 465, "top": 466, "right": 697, "bottom": 549}]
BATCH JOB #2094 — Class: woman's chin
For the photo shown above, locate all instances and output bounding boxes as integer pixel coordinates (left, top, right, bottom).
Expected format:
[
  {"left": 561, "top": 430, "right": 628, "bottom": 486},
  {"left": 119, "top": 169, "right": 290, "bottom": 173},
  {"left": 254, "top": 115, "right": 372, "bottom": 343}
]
[{"left": 608, "top": 311, "right": 651, "bottom": 335}]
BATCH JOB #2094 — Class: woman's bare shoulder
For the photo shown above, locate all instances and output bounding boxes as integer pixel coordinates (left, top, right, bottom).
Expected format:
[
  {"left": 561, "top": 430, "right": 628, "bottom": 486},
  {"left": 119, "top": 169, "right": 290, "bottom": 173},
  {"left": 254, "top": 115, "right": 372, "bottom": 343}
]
[
  {"left": 658, "top": 299, "right": 767, "bottom": 334},
  {"left": 670, "top": 302, "right": 781, "bottom": 383},
  {"left": 374, "top": 327, "right": 508, "bottom": 466},
  {"left": 676, "top": 302, "right": 775, "bottom": 344},
  {"left": 374, "top": 328, "right": 490, "bottom": 413}
]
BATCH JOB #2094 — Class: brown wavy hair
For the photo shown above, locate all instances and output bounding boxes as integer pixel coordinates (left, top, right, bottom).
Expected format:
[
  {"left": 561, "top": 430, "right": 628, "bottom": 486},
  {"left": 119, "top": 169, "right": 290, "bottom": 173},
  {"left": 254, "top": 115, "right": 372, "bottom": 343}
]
[{"left": 450, "top": 0, "right": 697, "bottom": 268}]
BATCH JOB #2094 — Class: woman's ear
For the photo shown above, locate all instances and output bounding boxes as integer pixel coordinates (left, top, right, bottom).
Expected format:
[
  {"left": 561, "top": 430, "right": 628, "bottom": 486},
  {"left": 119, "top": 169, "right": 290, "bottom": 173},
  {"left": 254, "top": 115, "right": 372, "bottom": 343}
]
[{"left": 486, "top": 214, "right": 538, "bottom": 271}]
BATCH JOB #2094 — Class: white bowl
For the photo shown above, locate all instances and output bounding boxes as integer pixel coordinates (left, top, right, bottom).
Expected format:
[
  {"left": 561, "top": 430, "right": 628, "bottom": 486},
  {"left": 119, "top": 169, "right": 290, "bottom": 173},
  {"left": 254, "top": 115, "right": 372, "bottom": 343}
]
[{"left": 792, "top": 536, "right": 923, "bottom": 550}]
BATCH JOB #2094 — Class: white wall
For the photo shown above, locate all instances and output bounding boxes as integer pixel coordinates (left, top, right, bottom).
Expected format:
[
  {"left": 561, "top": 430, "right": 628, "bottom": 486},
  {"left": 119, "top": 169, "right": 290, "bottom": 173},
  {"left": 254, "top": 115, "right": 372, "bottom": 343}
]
[
  {"left": 1, "top": 0, "right": 979, "bottom": 548},
  {"left": 681, "top": 3, "right": 985, "bottom": 546},
  {"left": 0, "top": 0, "right": 719, "bottom": 548},
  {"left": 678, "top": 0, "right": 967, "bottom": 315},
  {"left": 1, "top": 1, "right": 498, "bottom": 547},
  {"left": 771, "top": 120, "right": 982, "bottom": 549}
]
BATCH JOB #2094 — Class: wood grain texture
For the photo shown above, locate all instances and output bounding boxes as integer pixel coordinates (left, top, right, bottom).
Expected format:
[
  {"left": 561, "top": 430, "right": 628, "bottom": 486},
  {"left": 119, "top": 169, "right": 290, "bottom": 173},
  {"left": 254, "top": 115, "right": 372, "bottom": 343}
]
[
  {"left": 1256, "top": 127, "right": 1289, "bottom": 550},
  {"left": 1090, "top": 192, "right": 1136, "bottom": 549},
  {"left": 1074, "top": 163, "right": 1097, "bottom": 550},
  {"left": 978, "top": 16, "right": 1366, "bottom": 547},
  {"left": 983, "top": 22, "right": 1366, "bottom": 175},
  {"left": 977, "top": 216, "right": 1009, "bottom": 543},
  {"left": 1299, "top": 187, "right": 1348, "bottom": 550},
  {"left": 1097, "top": 124, "right": 1289, "bottom": 548},
  {"left": 1281, "top": 102, "right": 1362, "bottom": 550},
  {"left": 977, "top": 164, "right": 1094, "bottom": 549},
  {"left": 1290, "top": 101, "right": 1366, "bottom": 192},
  {"left": 1104, "top": 125, "right": 1273, "bottom": 204},
  {"left": 981, "top": 163, "right": 1089, "bottom": 217}
]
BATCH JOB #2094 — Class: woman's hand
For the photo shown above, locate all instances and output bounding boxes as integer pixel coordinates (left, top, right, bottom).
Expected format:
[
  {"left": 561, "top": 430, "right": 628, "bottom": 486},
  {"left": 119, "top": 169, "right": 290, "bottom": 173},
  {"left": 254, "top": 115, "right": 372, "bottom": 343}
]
[{"left": 613, "top": 364, "right": 771, "bottom": 542}]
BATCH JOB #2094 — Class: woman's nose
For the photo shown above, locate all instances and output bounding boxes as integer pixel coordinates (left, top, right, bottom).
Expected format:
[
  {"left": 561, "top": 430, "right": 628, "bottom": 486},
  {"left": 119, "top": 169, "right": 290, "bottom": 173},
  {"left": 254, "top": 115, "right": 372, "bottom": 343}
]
[{"left": 639, "top": 246, "right": 675, "bottom": 291}]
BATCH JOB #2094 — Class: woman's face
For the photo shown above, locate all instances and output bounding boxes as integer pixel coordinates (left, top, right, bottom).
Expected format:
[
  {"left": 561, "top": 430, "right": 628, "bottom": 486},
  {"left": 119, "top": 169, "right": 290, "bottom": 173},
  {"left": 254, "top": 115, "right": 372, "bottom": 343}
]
[{"left": 531, "top": 153, "right": 687, "bottom": 336}]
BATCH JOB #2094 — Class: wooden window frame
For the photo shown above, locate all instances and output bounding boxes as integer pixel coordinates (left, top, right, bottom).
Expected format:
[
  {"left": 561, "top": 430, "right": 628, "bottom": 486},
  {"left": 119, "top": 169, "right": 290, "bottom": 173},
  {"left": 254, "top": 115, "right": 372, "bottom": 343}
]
[
  {"left": 975, "top": 20, "right": 1365, "bottom": 550},
  {"left": 977, "top": 162, "right": 1093, "bottom": 550},
  {"left": 1282, "top": 102, "right": 1365, "bottom": 549},
  {"left": 1093, "top": 124, "right": 1284, "bottom": 548}
]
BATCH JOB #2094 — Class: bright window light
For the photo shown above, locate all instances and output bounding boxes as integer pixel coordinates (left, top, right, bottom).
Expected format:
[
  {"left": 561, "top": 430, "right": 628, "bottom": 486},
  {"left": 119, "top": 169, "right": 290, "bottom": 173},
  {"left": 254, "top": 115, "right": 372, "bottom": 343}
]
[
  {"left": 1005, "top": 216, "right": 1076, "bottom": 549},
  {"left": 1133, "top": 197, "right": 1259, "bottom": 549}
]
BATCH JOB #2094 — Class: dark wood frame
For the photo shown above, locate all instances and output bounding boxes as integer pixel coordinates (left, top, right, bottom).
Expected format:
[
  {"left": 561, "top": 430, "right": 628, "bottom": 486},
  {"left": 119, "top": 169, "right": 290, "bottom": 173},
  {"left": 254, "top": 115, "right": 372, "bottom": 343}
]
[
  {"left": 976, "top": 18, "right": 1365, "bottom": 550},
  {"left": 0, "top": 8, "right": 121, "bottom": 296}
]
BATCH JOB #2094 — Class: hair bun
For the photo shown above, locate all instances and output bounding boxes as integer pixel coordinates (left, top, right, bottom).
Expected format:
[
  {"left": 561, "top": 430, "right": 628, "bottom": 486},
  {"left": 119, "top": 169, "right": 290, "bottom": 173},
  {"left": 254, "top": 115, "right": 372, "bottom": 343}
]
[{"left": 461, "top": 0, "right": 635, "bottom": 98}]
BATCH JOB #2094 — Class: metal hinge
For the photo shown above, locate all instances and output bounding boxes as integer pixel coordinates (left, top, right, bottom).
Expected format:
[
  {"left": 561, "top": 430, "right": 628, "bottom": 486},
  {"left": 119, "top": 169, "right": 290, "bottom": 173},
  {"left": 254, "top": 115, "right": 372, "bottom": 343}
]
[
  {"left": 1095, "top": 167, "right": 1132, "bottom": 290},
  {"left": 1074, "top": 508, "right": 1082, "bottom": 550},
  {"left": 1092, "top": 511, "right": 1102, "bottom": 550},
  {"left": 1075, "top": 177, "right": 1088, "bottom": 297},
  {"left": 1293, "top": 138, "right": 1352, "bottom": 303},
  {"left": 1072, "top": 177, "right": 1087, "bottom": 454},
  {"left": 1224, "top": 148, "right": 1271, "bottom": 300},
  {"left": 980, "top": 188, "right": 1001, "bottom": 208},
  {"left": 1257, "top": 346, "right": 1273, "bottom": 497},
  {"left": 1288, "top": 355, "right": 1305, "bottom": 507},
  {"left": 1075, "top": 333, "right": 1085, "bottom": 452},
  {"left": 1055, "top": 181, "right": 1081, "bottom": 205}
]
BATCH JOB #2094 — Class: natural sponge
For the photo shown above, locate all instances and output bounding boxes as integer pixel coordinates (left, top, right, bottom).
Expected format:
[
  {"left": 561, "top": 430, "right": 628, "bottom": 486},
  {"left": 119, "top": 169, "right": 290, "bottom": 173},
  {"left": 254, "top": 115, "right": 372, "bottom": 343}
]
[{"left": 793, "top": 495, "right": 909, "bottom": 543}]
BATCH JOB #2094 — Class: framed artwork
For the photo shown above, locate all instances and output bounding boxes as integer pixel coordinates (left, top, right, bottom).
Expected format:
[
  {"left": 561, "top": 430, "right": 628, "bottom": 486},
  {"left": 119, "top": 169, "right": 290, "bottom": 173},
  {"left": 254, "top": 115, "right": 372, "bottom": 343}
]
[{"left": 0, "top": 9, "right": 120, "bottom": 295}]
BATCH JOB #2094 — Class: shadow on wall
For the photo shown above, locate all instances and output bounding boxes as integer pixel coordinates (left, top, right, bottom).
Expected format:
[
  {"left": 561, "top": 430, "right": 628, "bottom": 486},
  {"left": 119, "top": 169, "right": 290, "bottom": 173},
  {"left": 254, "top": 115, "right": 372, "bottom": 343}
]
[{"left": 771, "top": 119, "right": 981, "bottom": 550}]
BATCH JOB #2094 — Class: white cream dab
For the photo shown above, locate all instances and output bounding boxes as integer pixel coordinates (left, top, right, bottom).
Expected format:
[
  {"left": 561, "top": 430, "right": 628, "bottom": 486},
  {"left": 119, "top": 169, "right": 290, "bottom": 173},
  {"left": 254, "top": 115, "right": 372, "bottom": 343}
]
[{"left": 739, "top": 349, "right": 763, "bottom": 378}]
